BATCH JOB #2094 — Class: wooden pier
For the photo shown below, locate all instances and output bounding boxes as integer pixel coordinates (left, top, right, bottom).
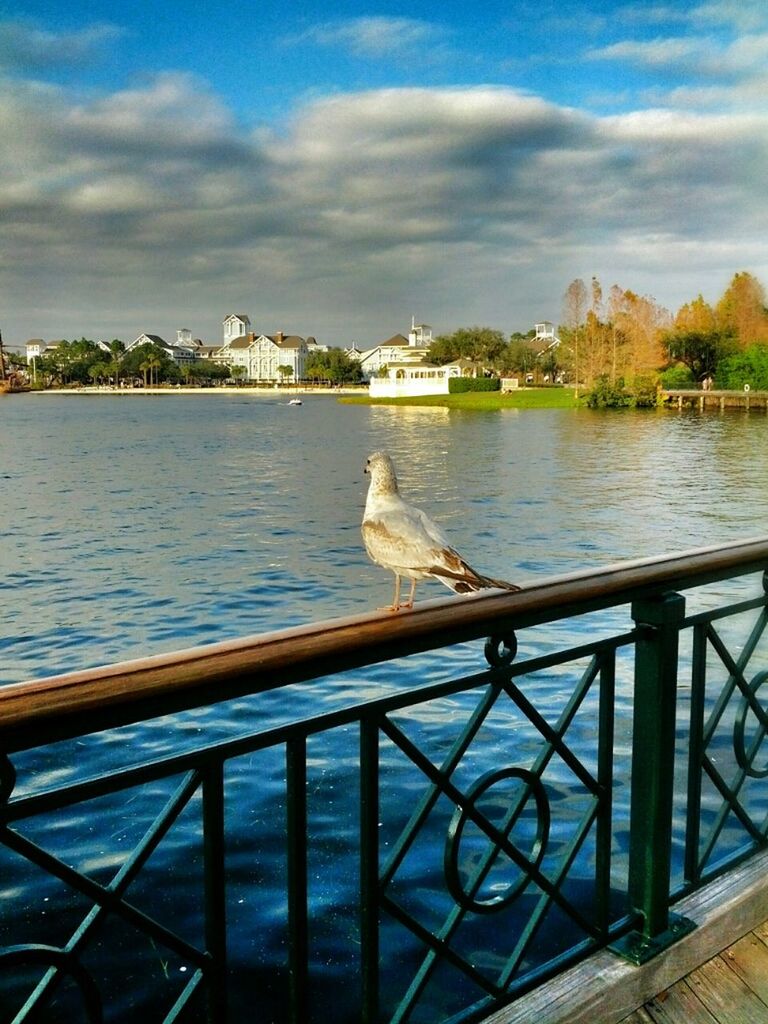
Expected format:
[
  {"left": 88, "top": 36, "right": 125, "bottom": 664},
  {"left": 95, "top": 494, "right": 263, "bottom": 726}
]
[
  {"left": 662, "top": 388, "right": 768, "bottom": 411},
  {"left": 627, "top": 923, "right": 768, "bottom": 1024},
  {"left": 487, "top": 846, "right": 768, "bottom": 1024}
]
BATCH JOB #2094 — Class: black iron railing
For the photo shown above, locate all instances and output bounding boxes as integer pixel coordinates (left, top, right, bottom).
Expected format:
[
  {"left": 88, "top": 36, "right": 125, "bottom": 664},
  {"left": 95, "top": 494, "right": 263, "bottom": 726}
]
[{"left": 2, "top": 538, "right": 768, "bottom": 1022}]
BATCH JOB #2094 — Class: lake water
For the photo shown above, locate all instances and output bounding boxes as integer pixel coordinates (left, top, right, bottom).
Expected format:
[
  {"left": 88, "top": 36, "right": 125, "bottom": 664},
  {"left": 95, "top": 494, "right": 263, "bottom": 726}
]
[
  {"left": 1, "top": 394, "right": 767, "bottom": 1022},
  {"left": 3, "top": 394, "right": 766, "bottom": 685}
]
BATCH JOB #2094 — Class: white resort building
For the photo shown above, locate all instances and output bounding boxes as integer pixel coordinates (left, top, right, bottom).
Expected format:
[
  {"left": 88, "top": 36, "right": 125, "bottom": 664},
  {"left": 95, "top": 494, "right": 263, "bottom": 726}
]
[
  {"left": 368, "top": 361, "right": 468, "bottom": 398},
  {"left": 353, "top": 319, "right": 434, "bottom": 380},
  {"left": 125, "top": 333, "right": 200, "bottom": 366},
  {"left": 215, "top": 315, "right": 326, "bottom": 383}
]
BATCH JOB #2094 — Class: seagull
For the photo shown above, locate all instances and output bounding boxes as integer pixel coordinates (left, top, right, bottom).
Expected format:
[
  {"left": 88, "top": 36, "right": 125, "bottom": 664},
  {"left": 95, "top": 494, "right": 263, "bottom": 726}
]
[{"left": 362, "top": 451, "right": 520, "bottom": 611}]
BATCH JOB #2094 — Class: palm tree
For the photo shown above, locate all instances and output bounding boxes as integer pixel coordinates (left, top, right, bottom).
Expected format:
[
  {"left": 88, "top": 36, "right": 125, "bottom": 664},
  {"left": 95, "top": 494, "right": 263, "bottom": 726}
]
[
  {"left": 147, "top": 354, "right": 162, "bottom": 386},
  {"left": 89, "top": 361, "right": 109, "bottom": 385},
  {"left": 139, "top": 359, "right": 151, "bottom": 388},
  {"left": 108, "top": 340, "right": 125, "bottom": 389}
]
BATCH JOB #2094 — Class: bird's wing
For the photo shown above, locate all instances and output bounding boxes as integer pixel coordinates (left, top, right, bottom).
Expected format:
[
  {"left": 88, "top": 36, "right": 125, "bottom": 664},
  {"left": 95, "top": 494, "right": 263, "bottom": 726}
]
[
  {"left": 362, "top": 502, "right": 450, "bottom": 571},
  {"left": 363, "top": 502, "right": 519, "bottom": 593}
]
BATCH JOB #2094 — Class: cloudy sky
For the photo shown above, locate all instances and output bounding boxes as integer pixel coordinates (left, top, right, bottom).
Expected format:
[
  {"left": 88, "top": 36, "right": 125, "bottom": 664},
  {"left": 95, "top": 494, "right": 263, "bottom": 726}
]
[{"left": 2, "top": 0, "right": 766, "bottom": 348}]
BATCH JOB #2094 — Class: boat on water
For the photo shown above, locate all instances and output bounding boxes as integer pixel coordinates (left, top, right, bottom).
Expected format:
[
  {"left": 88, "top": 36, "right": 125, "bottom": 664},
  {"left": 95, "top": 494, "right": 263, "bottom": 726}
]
[
  {"left": 0, "top": 331, "right": 30, "bottom": 393},
  {"left": 288, "top": 398, "right": 303, "bottom": 406}
]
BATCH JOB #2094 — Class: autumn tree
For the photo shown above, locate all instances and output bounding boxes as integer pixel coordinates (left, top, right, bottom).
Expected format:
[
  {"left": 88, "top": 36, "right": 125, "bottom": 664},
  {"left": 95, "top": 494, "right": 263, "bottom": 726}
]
[
  {"left": 715, "top": 272, "right": 768, "bottom": 346},
  {"left": 561, "top": 279, "right": 588, "bottom": 388},
  {"left": 608, "top": 287, "right": 670, "bottom": 378},
  {"left": 674, "top": 295, "right": 717, "bottom": 335}
]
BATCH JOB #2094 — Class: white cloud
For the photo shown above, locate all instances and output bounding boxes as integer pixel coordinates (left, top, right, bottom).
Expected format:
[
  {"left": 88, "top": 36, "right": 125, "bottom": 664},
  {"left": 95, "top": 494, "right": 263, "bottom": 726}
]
[
  {"left": 292, "top": 17, "right": 448, "bottom": 58},
  {"left": 589, "top": 30, "right": 768, "bottom": 79},
  {"left": 0, "top": 18, "right": 124, "bottom": 72},
  {"left": 2, "top": 78, "right": 767, "bottom": 344},
  {"left": 692, "top": 0, "right": 768, "bottom": 32},
  {"left": 588, "top": 36, "right": 714, "bottom": 69}
]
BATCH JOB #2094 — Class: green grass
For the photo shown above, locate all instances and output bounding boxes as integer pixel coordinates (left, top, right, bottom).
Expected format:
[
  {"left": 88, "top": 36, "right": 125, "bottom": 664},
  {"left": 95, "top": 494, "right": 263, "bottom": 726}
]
[{"left": 339, "top": 388, "right": 583, "bottom": 410}]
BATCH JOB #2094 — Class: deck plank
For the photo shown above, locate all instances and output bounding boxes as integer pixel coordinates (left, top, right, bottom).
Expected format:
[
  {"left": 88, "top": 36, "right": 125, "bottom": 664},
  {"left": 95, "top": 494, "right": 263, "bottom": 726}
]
[
  {"left": 752, "top": 919, "right": 768, "bottom": 947},
  {"left": 622, "top": 1009, "right": 656, "bottom": 1024},
  {"left": 482, "top": 847, "right": 768, "bottom": 1024},
  {"left": 641, "top": 980, "right": 719, "bottom": 1024},
  {"left": 686, "top": 954, "right": 768, "bottom": 1024},
  {"left": 720, "top": 931, "right": 768, "bottom": 1004}
]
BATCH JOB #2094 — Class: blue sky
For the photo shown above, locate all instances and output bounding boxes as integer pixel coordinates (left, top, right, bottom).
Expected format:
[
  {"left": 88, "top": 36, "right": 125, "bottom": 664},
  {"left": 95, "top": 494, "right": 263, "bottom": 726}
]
[{"left": 1, "top": 0, "right": 766, "bottom": 346}]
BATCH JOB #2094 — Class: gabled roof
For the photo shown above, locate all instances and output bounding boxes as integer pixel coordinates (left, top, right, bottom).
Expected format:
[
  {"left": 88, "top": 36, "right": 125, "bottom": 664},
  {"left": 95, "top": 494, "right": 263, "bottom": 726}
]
[
  {"left": 379, "top": 334, "right": 410, "bottom": 347},
  {"left": 272, "top": 335, "right": 304, "bottom": 349},
  {"left": 224, "top": 313, "right": 250, "bottom": 323}
]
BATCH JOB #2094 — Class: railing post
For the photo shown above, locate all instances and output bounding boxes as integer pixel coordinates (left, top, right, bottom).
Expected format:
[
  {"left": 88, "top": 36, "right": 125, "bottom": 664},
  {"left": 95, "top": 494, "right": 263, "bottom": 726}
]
[{"left": 612, "top": 592, "right": 696, "bottom": 964}]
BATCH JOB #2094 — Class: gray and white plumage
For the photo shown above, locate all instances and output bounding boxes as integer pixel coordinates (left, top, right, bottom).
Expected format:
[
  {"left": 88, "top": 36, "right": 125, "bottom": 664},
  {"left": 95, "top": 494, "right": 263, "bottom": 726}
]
[{"left": 362, "top": 451, "right": 520, "bottom": 611}]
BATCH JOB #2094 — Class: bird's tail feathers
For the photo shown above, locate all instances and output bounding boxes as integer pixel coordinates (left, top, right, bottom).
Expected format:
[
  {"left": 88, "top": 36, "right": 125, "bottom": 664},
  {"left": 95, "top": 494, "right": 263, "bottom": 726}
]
[
  {"left": 475, "top": 574, "right": 522, "bottom": 593},
  {"left": 426, "top": 560, "right": 521, "bottom": 594}
]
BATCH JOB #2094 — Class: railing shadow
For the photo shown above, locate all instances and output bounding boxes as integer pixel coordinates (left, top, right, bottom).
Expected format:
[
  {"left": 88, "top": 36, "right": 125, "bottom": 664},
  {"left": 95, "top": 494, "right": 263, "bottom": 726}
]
[{"left": 1, "top": 537, "right": 768, "bottom": 1023}]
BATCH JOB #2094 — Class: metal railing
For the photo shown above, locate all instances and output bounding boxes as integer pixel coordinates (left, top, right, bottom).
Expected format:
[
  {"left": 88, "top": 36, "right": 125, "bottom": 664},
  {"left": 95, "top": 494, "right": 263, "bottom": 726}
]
[{"left": 2, "top": 537, "right": 768, "bottom": 1022}]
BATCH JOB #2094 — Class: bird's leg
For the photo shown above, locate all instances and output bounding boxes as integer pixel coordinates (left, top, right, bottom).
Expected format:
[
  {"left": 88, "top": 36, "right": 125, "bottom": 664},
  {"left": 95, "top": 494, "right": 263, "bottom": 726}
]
[
  {"left": 380, "top": 573, "right": 402, "bottom": 612},
  {"left": 401, "top": 578, "right": 417, "bottom": 609}
]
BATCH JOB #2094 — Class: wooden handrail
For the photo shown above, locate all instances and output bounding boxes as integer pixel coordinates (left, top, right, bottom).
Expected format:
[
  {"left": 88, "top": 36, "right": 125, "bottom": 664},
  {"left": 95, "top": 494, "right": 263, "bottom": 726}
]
[{"left": 2, "top": 536, "right": 768, "bottom": 750}]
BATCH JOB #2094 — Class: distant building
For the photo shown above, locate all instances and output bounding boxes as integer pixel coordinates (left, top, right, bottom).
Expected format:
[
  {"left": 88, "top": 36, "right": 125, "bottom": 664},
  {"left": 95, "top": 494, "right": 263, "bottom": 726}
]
[
  {"left": 534, "top": 321, "right": 560, "bottom": 352},
  {"left": 126, "top": 333, "right": 198, "bottom": 365},
  {"left": 408, "top": 319, "right": 433, "bottom": 347},
  {"left": 216, "top": 330, "right": 314, "bottom": 382},
  {"left": 369, "top": 359, "right": 469, "bottom": 398},
  {"left": 25, "top": 339, "right": 46, "bottom": 362},
  {"left": 223, "top": 314, "right": 251, "bottom": 345},
  {"left": 356, "top": 318, "right": 433, "bottom": 380}
]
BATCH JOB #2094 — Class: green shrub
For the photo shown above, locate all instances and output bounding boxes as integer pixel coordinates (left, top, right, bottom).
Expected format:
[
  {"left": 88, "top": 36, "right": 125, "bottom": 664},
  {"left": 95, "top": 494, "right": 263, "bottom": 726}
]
[
  {"left": 586, "top": 375, "right": 631, "bottom": 408},
  {"left": 659, "top": 365, "right": 695, "bottom": 388},
  {"left": 631, "top": 374, "right": 659, "bottom": 408},
  {"left": 448, "top": 376, "right": 501, "bottom": 394},
  {"left": 587, "top": 374, "right": 660, "bottom": 409},
  {"left": 715, "top": 344, "right": 768, "bottom": 390}
]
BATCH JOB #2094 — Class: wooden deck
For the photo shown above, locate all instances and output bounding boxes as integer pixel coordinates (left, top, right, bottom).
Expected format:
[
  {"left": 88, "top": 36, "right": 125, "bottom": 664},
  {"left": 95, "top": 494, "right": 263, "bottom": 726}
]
[
  {"left": 623, "top": 921, "right": 768, "bottom": 1024},
  {"left": 484, "top": 846, "right": 768, "bottom": 1024},
  {"left": 661, "top": 388, "right": 768, "bottom": 411}
]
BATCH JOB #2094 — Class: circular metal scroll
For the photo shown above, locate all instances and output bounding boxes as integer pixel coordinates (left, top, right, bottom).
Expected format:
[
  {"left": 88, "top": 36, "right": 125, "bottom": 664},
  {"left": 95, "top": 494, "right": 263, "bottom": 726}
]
[
  {"left": 484, "top": 632, "right": 518, "bottom": 668},
  {"left": 444, "top": 766, "right": 549, "bottom": 914},
  {"left": 0, "top": 944, "right": 103, "bottom": 1023},
  {"left": 734, "top": 669, "right": 768, "bottom": 778}
]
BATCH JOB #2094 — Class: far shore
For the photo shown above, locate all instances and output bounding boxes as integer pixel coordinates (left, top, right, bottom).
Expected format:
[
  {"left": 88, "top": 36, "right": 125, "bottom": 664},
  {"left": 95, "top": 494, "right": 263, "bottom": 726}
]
[
  {"left": 340, "top": 388, "right": 582, "bottom": 410},
  {"left": 30, "top": 384, "right": 367, "bottom": 397},
  {"left": 28, "top": 384, "right": 585, "bottom": 409}
]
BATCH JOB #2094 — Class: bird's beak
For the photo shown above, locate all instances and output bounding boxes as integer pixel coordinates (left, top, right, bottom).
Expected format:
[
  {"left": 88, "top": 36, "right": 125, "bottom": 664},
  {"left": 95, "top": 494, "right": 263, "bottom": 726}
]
[{"left": 364, "top": 464, "right": 369, "bottom": 475}]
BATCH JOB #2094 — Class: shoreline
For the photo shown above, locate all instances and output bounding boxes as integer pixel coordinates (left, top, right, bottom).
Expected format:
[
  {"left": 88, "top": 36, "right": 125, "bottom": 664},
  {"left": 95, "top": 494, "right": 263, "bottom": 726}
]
[
  {"left": 30, "top": 385, "right": 367, "bottom": 397},
  {"left": 29, "top": 385, "right": 584, "bottom": 409}
]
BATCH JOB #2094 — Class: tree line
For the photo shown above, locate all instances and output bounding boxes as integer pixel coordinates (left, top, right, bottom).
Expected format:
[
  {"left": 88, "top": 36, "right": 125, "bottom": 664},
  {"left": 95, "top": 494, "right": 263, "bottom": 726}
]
[
  {"left": 426, "top": 271, "right": 768, "bottom": 395},
  {"left": 22, "top": 270, "right": 768, "bottom": 393},
  {"left": 26, "top": 339, "right": 365, "bottom": 387},
  {"left": 28, "top": 339, "right": 231, "bottom": 388}
]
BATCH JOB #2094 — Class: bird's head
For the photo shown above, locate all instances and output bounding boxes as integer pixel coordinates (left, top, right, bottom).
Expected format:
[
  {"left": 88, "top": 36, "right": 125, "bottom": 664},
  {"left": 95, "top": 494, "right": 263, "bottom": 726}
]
[{"left": 364, "top": 451, "right": 398, "bottom": 492}]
